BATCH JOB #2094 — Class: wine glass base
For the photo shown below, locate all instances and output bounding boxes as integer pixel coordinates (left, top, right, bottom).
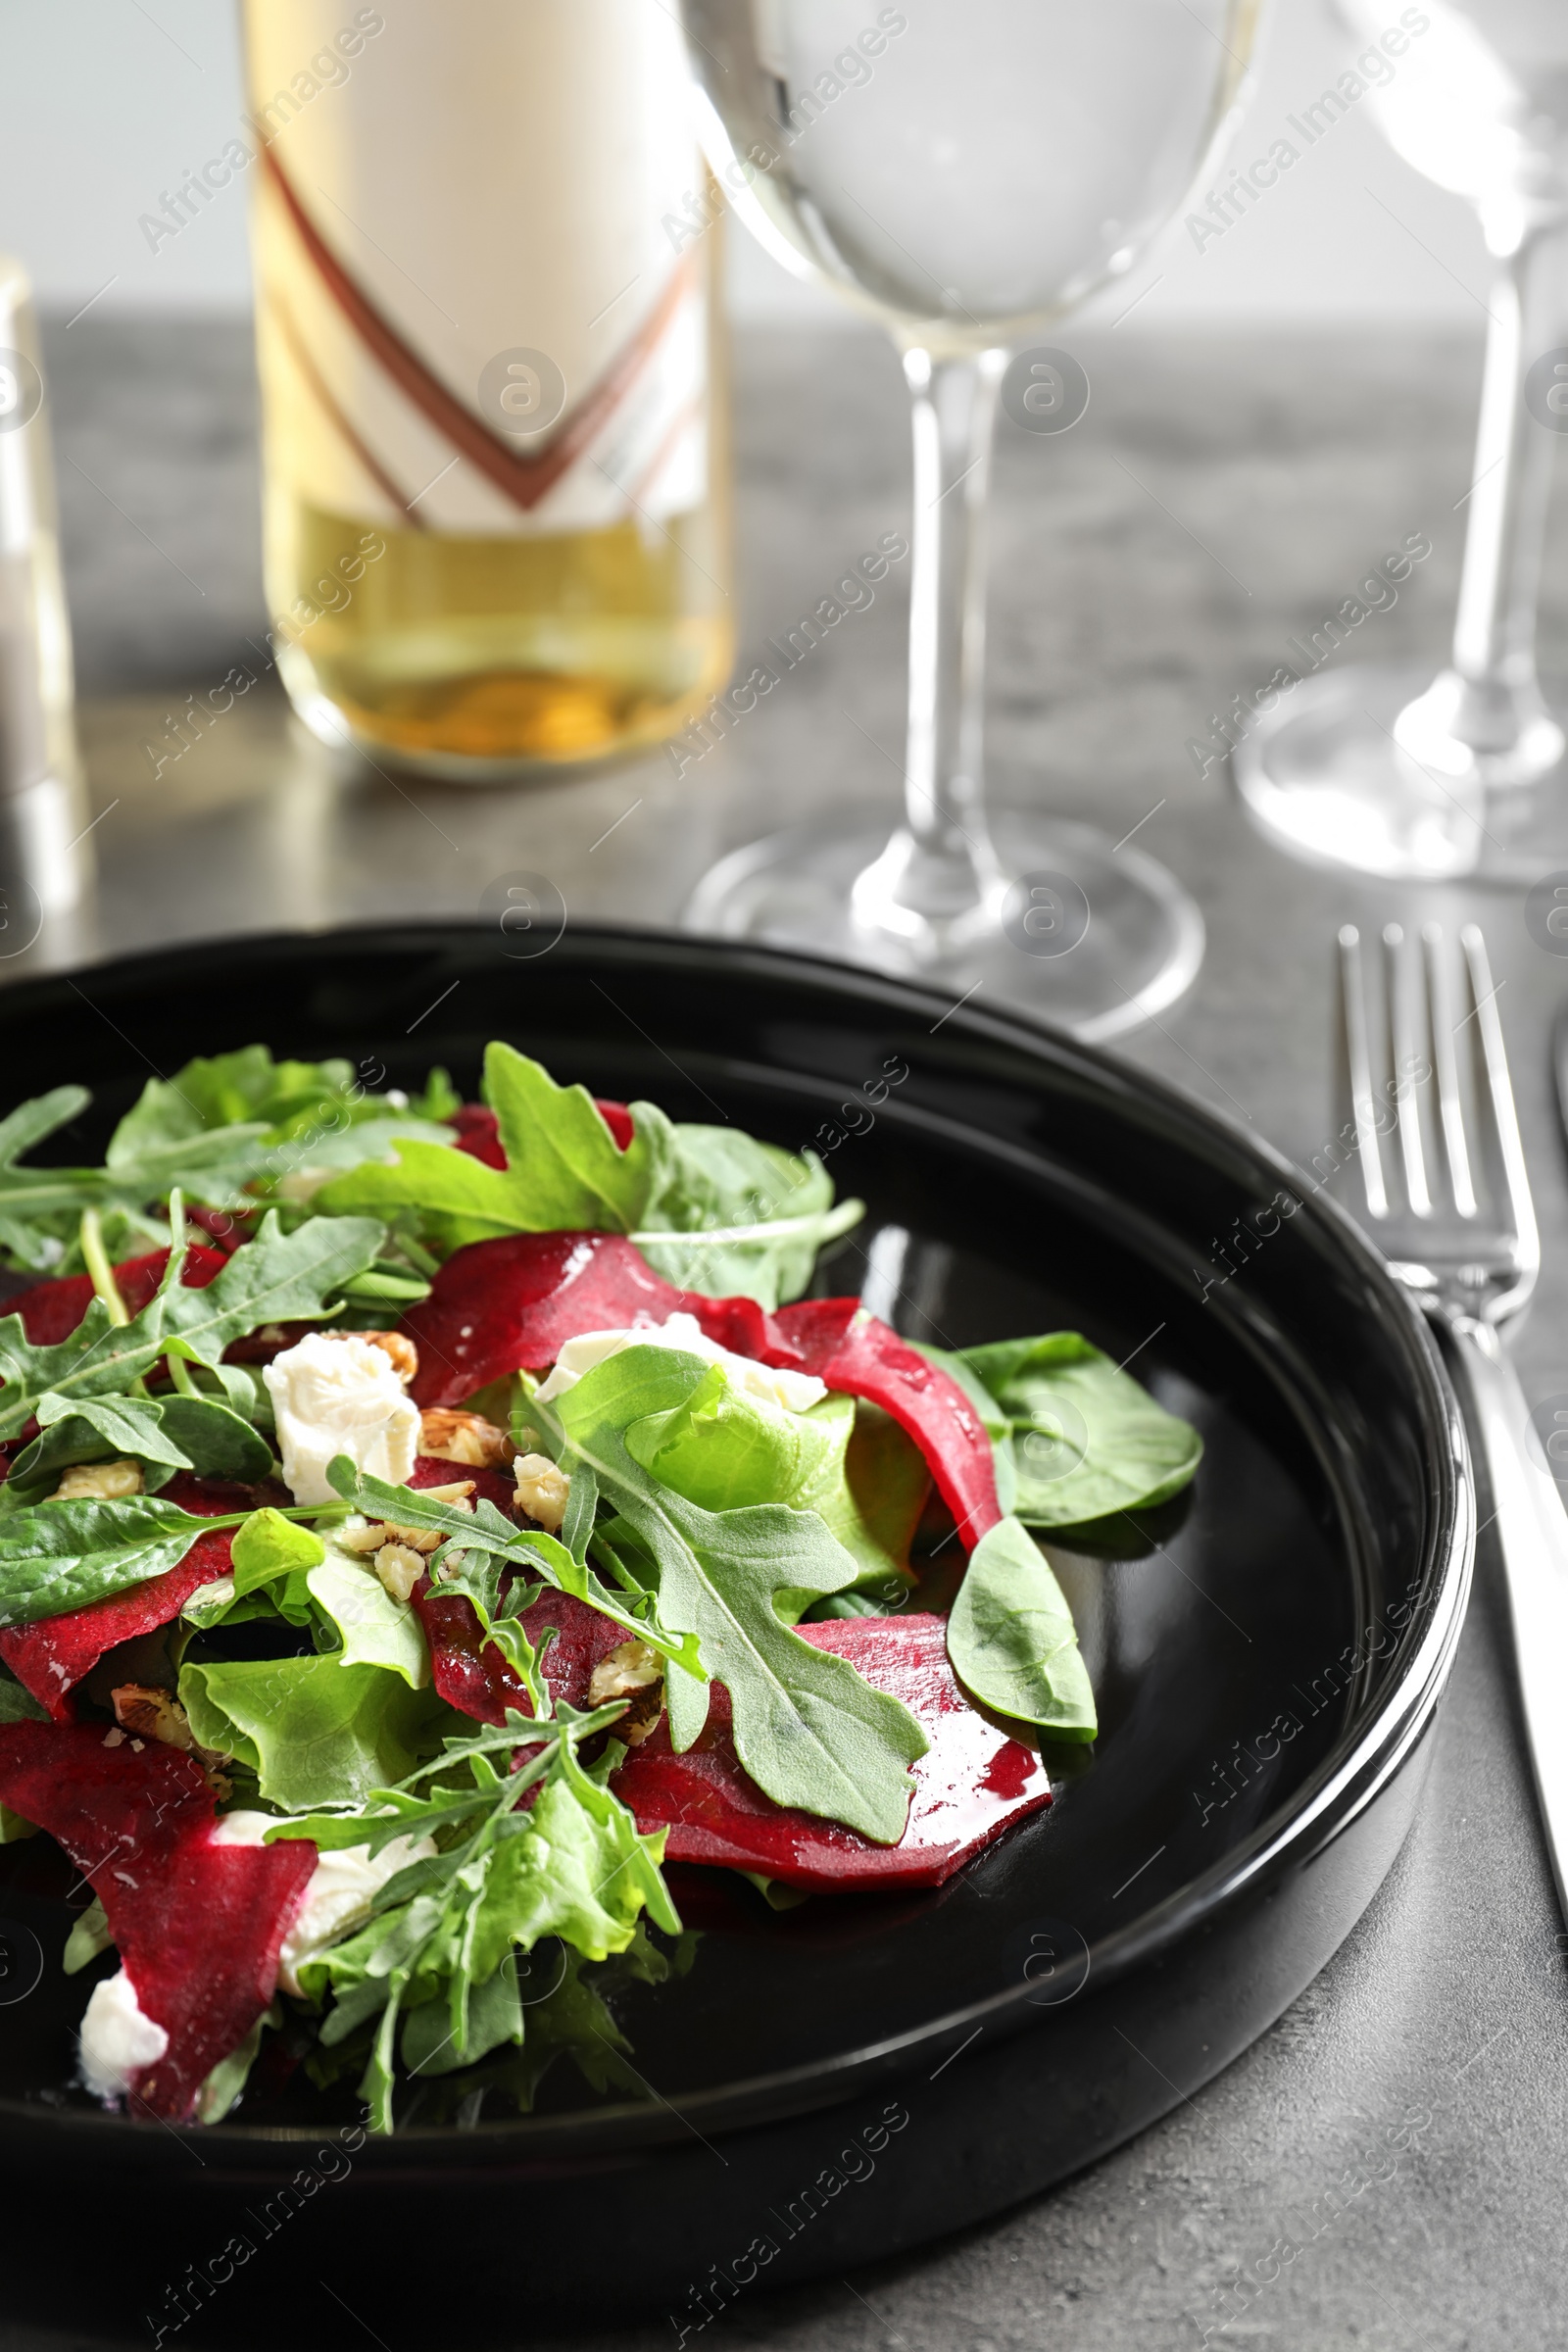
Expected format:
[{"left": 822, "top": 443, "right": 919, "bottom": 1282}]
[
  {"left": 682, "top": 808, "right": 1204, "bottom": 1044},
  {"left": 1234, "top": 664, "right": 1568, "bottom": 882}
]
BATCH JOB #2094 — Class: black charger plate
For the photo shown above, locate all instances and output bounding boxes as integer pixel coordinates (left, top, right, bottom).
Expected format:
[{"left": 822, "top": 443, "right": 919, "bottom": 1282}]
[{"left": 0, "top": 925, "right": 1469, "bottom": 2348}]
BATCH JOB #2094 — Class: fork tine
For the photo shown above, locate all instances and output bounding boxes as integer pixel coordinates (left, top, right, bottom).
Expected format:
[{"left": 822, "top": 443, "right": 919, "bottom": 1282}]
[
  {"left": 1459, "top": 924, "right": 1539, "bottom": 1277},
  {"left": 1423, "top": 923, "right": 1477, "bottom": 1218},
  {"left": 1384, "top": 923, "right": 1432, "bottom": 1217},
  {"left": 1338, "top": 924, "right": 1390, "bottom": 1219}
]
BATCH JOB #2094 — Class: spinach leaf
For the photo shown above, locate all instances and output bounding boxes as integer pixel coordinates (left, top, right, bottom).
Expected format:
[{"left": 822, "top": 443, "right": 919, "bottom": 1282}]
[
  {"left": 960, "top": 1333, "right": 1201, "bottom": 1527},
  {"left": 0, "top": 1494, "right": 227, "bottom": 1627},
  {"left": 947, "top": 1515, "right": 1097, "bottom": 1738},
  {"left": 0, "top": 1671, "right": 46, "bottom": 1725},
  {"left": 0, "top": 1493, "right": 334, "bottom": 1629},
  {"left": 178, "top": 1654, "right": 450, "bottom": 1810},
  {"left": 551, "top": 1348, "right": 927, "bottom": 1842},
  {"left": 0, "top": 1211, "right": 383, "bottom": 1441},
  {"left": 630, "top": 1114, "right": 858, "bottom": 1308}
]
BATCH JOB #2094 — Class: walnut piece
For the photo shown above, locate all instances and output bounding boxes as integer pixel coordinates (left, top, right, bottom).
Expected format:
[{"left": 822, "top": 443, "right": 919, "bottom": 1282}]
[
  {"left": 111, "top": 1684, "right": 198, "bottom": 1751},
  {"left": 588, "top": 1640, "right": 663, "bottom": 1704},
  {"left": 352, "top": 1331, "right": 419, "bottom": 1385},
  {"left": 111, "top": 1685, "right": 231, "bottom": 1794},
  {"left": 374, "top": 1544, "right": 425, "bottom": 1602},
  {"left": 52, "top": 1459, "right": 143, "bottom": 1501},
  {"left": 418, "top": 1408, "right": 513, "bottom": 1468},
  {"left": 514, "top": 1452, "right": 570, "bottom": 1534}
]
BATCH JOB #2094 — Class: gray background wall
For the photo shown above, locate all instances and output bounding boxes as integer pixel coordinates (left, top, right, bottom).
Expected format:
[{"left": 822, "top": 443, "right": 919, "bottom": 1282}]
[{"left": 0, "top": 0, "right": 1495, "bottom": 326}]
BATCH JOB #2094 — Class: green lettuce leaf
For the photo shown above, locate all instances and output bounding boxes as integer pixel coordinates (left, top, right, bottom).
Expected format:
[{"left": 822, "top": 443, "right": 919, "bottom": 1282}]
[
  {"left": 227, "top": 1506, "right": 323, "bottom": 1623},
  {"left": 551, "top": 1347, "right": 927, "bottom": 1841},
  {"left": 622, "top": 1360, "right": 843, "bottom": 1512},
  {"left": 960, "top": 1333, "right": 1202, "bottom": 1526},
  {"left": 947, "top": 1515, "right": 1097, "bottom": 1738},
  {"left": 308, "top": 1550, "right": 429, "bottom": 1687},
  {"left": 179, "top": 1654, "right": 449, "bottom": 1810}
]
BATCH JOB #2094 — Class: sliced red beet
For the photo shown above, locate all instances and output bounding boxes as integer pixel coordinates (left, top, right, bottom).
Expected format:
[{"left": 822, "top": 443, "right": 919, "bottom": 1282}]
[
  {"left": 405, "top": 1454, "right": 621, "bottom": 1723},
  {"left": 0, "top": 1721, "right": 315, "bottom": 2120},
  {"left": 612, "top": 1614, "right": 1050, "bottom": 1890},
  {"left": 449, "top": 1104, "right": 507, "bottom": 1170},
  {"left": 1, "top": 1246, "right": 228, "bottom": 1348},
  {"left": 770, "top": 1301, "right": 1002, "bottom": 1546},
  {"left": 402, "top": 1232, "right": 803, "bottom": 1409},
  {"left": 595, "top": 1099, "right": 635, "bottom": 1152},
  {"left": 0, "top": 1474, "right": 289, "bottom": 1721},
  {"left": 448, "top": 1097, "right": 634, "bottom": 1171},
  {"left": 400, "top": 1235, "right": 998, "bottom": 1546}
]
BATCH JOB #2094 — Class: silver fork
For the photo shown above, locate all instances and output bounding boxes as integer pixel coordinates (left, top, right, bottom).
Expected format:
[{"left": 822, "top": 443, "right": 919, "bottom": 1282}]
[{"left": 1340, "top": 919, "right": 1568, "bottom": 1922}]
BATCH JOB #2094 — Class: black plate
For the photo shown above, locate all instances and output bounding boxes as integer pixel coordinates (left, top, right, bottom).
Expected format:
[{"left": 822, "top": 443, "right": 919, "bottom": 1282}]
[{"left": 0, "top": 925, "right": 1469, "bottom": 2348}]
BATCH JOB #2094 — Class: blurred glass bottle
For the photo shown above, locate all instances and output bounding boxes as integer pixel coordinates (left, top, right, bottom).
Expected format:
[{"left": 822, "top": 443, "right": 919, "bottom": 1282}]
[
  {"left": 0, "top": 256, "right": 89, "bottom": 915},
  {"left": 241, "top": 0, "right": 732, "bottom": 780}
]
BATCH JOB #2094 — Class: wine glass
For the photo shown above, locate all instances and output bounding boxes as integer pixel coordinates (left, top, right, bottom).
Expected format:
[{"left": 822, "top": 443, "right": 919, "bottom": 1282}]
[
  {"left": 677, "top": 0, "right": 1259, "bottom": 1040},
  {"left": 1235, "top": 0, "right": 1568, "bottom": 880}
]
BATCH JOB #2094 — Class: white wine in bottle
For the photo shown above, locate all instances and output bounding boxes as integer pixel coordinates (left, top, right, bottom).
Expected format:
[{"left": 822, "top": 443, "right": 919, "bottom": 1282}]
[{"left": 241, "top": 0, "right": 732, "bottom": 778}]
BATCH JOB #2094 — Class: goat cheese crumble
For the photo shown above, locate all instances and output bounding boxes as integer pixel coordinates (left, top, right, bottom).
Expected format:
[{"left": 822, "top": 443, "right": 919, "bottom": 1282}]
[
  {"left": 263, "top": 1332, "right": 420, "bottom": 1507},
  {"left": 535, "top": 1310, "right": 826, "bottom": 1414},
  {"left": 79, "top": 1969, "right": 169, "bottom": 2095}
]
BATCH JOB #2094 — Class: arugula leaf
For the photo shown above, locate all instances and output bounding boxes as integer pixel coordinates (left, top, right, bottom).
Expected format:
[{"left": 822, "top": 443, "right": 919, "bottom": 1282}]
[
  {"left": 0, "top": 1084, "right": 266, "bottom": 1271},
  {"left": 314, "top": 1046, "right": 857, "bottom": 1306},
  {"left": 318, "top": 1046, "right": 651, "bottom": 1241},
  {"left": 0, "top": 1211, "right": 383, "bottom": 1441},
  {"left": 960, "top": 1334, "right": 1202, "bottom": 1526},
  {"left": 7, "top": 1390, "right": 273, "bottom": 1489},
  {"left": 110, "top": 1047, "right": 358, "bottom": 1147},
  {"left": 947, "top": 1515, "right": 1097, "bottom": 1738},
  {"left": 327, "top": 1461, "right": 704, "bottom": 1679},
  {"left": 551, "top": 1348, "right": 926, "bottom": 1841},
  {"left": 178, "top": 1655, "right": 450, "bottom": 1810},
  {"left": 272, "top": 1704, "right": 676, "bottom": 2131}
]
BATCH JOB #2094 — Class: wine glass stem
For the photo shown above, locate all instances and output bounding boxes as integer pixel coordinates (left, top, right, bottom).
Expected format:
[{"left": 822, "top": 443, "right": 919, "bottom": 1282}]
[
  {"left": 1446, "top": 215, "right": 1564, "bottom": 740},
  {"left": 891, "top": 346, "right": 1007, "bottom": 920}
]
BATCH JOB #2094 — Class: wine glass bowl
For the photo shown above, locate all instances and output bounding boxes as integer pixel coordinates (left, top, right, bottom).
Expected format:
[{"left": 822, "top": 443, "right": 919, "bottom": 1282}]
[
  {"left": 1235, "top": 0, "right": 1568, "bottom": 881},
  {"left": 678, "top": 0, "right": 1258, "bottom": 1034},
  {"left": 684, "top": 0, "right": 1253, "bottom": 350}
]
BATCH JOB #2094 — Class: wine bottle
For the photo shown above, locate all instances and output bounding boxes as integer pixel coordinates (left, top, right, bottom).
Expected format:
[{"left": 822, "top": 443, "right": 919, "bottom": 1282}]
[{"left": 241, "top": 0, "right": 732, "bottom": 778}]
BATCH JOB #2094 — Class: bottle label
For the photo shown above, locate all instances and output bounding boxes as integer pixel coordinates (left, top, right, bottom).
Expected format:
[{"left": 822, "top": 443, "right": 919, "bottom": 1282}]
[{"left": 244, "top": 0, "right": 710, "bottom": 537}]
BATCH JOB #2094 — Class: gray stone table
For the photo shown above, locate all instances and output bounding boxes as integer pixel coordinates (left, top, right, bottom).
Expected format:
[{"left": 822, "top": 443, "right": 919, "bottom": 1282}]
[{"left": 21, "top": 311, "right": 1568, "bottom": 2350}]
